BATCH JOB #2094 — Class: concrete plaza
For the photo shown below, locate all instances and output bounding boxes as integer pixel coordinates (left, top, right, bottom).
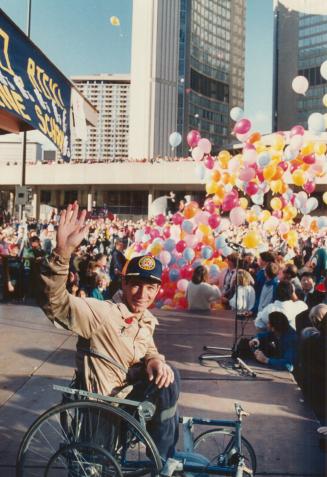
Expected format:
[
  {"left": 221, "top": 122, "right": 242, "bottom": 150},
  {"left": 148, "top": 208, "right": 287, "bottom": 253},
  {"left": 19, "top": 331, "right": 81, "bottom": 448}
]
[{"left": 0, "top": 303, "right": 325, "bottom": 476}]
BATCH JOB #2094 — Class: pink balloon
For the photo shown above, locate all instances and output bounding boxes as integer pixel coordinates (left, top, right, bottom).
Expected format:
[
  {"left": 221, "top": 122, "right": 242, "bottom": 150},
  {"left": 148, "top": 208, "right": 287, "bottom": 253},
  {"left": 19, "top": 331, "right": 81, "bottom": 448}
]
[
  {"left": 163, "top": 226, "right": 171, "bottom": 238},
  {"left": 229, "top": 207, "right": 246, "bottom": 226},
  {"left": 303, "top": 180, "right": 316, "bottom": 194},
  {"left": 134, "top": 243, "right": 143, "bottom": 253},
  {"left": 155, "top": 213, "right": 166, "bottom": 227},
  {"left": 204, "top": 154, "right": 214, "bottom": 169},
  {"left": 204, "top": 199, "right": 216, "bottom": 214},
  {"left": 208, "top": 214, "right": 220, "bottom": 229},
  {"left": 176, "top": 240, "right": 187, "bottom": 253},
  {"left": 272, "top": 210, "right": 282, "bottom": 219},
  {"left": 245, "top": 182, "right": 259, "bottom": 196},
  {"left": 192, "top": 146, "right": 204, "bottom": 161},
  {"left": 233, "top": 118, "right": 252, "bottom": 135},
  {"left": 172, "top": 213, "right": 183, "bottom": 225},
  {"left": 239, "top": 168, "right": 256, "bottom": 182},
  {"left": 194, "top": 211, "right": 209, "bottom": 225},
  {"left": 279, "top": 161, "right": 288, "bottom": 171},
  {"left": 290, "top": 125, "right": 305, "bottom": 137},
  {"left": 198, "top": 138, "right": 212, "bottom": 154},
  {"left": 144, "top": 226, "right": 151, "bottom": 234},
  {"left": 187, "top": 130, "right": 201, "bottom": 148},
  {"left": 302, "top": 154, "right": 316, "bottom": 165},
  {"left": 150, "top": 228, "right": 160, "bottom": 240},
  {"left": 222, "top": 193, "right": 239, "bottom": 212},
  {"left": 243, "top": 149, "right": 257, "bottom": 165},
  {"left": 177, "top": 279, "right": 189, "bottom": 292}
]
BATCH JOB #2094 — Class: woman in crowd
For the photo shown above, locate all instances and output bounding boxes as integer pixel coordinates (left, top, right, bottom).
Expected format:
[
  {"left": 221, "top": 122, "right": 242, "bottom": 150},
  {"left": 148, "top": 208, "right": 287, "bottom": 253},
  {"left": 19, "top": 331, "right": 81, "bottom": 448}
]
[
  {"left": 186, "top": 265, "right": 221, "bottom": 312},
  {"left": 229, "top": 269, "right": 255, "bottom": 316}
]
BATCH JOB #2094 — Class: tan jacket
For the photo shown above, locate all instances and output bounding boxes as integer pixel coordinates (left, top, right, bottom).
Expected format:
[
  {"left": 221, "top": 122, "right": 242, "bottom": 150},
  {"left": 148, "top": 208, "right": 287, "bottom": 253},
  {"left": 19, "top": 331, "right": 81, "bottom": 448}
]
[{"left": 40, "top": 252, "right": 165, "bottom": 396}]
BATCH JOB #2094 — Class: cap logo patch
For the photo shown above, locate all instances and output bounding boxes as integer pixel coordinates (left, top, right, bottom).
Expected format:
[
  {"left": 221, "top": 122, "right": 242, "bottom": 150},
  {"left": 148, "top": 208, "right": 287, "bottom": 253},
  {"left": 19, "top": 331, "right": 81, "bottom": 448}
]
[{"left": 138, "top": 256, "right": 156, "bottom": 271}]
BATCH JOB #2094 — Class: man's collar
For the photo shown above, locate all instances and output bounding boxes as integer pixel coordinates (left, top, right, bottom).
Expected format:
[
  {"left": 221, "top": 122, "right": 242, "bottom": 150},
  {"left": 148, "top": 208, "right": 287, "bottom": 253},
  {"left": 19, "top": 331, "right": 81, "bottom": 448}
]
[{"left": 111, "top": 290, "right": 159, "bottom": 325}]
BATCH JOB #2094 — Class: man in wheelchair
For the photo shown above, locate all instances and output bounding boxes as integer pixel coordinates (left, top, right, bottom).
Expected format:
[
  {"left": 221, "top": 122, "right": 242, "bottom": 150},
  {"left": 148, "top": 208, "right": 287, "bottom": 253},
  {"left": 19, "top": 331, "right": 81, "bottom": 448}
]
[{"left": 40, "top": 203, "right": 180, "bottom": 460}]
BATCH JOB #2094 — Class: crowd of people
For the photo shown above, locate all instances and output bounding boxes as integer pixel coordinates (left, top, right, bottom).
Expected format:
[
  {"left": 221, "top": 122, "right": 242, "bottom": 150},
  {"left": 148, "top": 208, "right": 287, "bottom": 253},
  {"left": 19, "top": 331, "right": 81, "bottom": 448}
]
[{"left": 0, "top": 211, "right": 326, "bottom": 425}]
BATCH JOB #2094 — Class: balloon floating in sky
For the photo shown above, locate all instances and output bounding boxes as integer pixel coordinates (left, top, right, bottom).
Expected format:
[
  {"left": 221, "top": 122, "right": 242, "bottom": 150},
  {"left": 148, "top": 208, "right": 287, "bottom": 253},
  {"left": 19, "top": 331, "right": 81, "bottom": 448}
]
[
  {"left": 292, "top": 75, "right": 309, "bottom": 95},
  {"left": 110, "top": 16, "right": 120, "bottom": 26},
  {"left": 169, "top": 132, "right": 182, "bottom": 148}
]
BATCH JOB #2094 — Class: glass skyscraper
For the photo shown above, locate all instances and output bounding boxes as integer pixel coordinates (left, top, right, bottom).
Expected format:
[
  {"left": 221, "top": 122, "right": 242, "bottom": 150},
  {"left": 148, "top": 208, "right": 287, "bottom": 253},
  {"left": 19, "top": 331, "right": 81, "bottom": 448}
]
[
  {"left": 273, "top": 4, "right": 327, "bottom": 130},
  {"left": 178, "top": 0, "right": 246, "bottom": 155}
]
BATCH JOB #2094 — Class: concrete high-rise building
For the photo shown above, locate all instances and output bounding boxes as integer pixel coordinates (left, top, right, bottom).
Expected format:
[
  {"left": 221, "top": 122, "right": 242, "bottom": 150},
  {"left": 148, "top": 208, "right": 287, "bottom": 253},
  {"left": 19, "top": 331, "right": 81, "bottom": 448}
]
[
  {"left": 129, "top": 0, "right": 246, "bottom": 159},
  {"left": 273, "top": 4, "right": 327, "bottom": 131},
  {"left": 71, "top": 74, "right": 130, "bottom": 162},
  {"left": 129, "top": 0, "right": 180, "bottom": 159},
  {"left": 178, "top": 0, "right": 246, "bottom": 154}
]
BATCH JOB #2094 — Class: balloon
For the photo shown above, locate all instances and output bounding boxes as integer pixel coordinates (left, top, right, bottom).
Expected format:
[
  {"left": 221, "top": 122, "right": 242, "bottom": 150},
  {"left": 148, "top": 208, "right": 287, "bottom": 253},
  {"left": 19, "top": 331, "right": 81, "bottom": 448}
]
[
  {"left": 198, "top": 138, "right": 212, "bottom": 154},
  {"left": 320, "top": 60, "right": 327, "bottom": 80},
  {"left": 163, "top": 239, "right": 176, "bottom": 252},
  {"left": 177, "top": 279, "right": 189, "bottom": 292},
  {"left": 239, "top": 167, "right": 256, "bottom": 182},
  {"left": 155, "top": 213, "right": 166, "bottom": 227},
  {"left": 172, "top": 213, "right": 183, "bottom": 225},
  {"left": 215, "top": 237, "right": 226, "bottom": 249},
  {"left": 169, "top": 132, "right": 182, "bottom": 148},
  {"left": 187, "top": 130, "right": 201, "bottom": 148},
  {"left": 243, "top": 148, "right": 257, "bottom": 165},
  {"left": 230, "top": 106, "right": 244, "bottom": 121},
  {"left": 141, "top": 234, "right": 150, "bottom": 243},
  {"left": 192, "top": 146, "right": 204, "bottom": 161},
  {"left": 211, "top": 169, "right": 221, "bottom": 182},
  {"left": 257, "top": 152, "right": 271, "bottom": 168},
  {"left": 201, "top": 246, "right": 213, "bottom": 259},
  {"left": 221, "top": 246, "right": 233, "bottom": 257},
  {"left": 239, "top": 197, "right": 248, "bottom": 209},
  {"left": 162, "top": 226, "right": 170, "bottom": 239},
  {"left": 208, "top": 214, "right": 220, "bottom": 229},
  {"left": 159, "top": 251, "right": 171, "bottom": 266},
  {"left": 169, "top": 268, "right": 180, "bottom": 282},
  {"left": 218, "top": 150, "right": 231, "bottom": 168},
  {"left": 290, "top": 125, "right": 305, "bottom": 137},
  {"left": 286, "top": 230, "right": 298, "bottom": 248},
  {"left": 263, "top": 164, "right": 276, "bottom": 181},
  {"left": 292, "top": 75, "right": 309, "bottom": 95},
  {"left": 270, "top": 179, "right": 283, "bottom": 194},
  {"left": 184, "top": 202, "right": 199, "bottom": 219},
  {"left": 301, "top": 215, "right": 312, "bottom": 229},
  {"left": 204, "top": 199, "right": 216, "bottom": 214},
  {"left": 181, "top": 220, "right": 194, "bottom": 234},
  {"left": 233, "top": 118, "right": 251, "bottom": 135},
  {"left": 303, "top": 180, "right": 316, "bottom": 194},
  {"left": 230, "top": 207, "right": 246, "bottom": 226},
  {"left": 198, "top": 223, "right": 210, "bottom": 235},
  {"left": 289, "top": 134, "right": 303, "bottom": 151},
  {"left": 204, "top": 155, "right": 214, "bottom": 169},
  {"left": 242, "top": 231, "right": 261, "bottom": 249},
  {"left": 278, "top": 222, "right": 290, "bottom": 235},
  {"left": 317, "top": 216, "right": 327, "bottom": 229},
  {"left": 323, "top": 191, "right": 327, "bottom": 204},
  {"left": 292, "top": 169, "right": 306, "bottom": 187},
  {"left": 194, "top": 211, "right": 209, "bottom": 226},
  {"left": 245, "top": 182, "right": 259, "bottom": 196},
  {"left": 308, "top": 112, "right": 325, "bottom": 134},
  {"left": 110, "top": 16, "right": 120, "bottom": 26},
  {"left": 222, "top": 193, "right": 238, "bottom": 212},
  {"left": 134, "top": 229, "right": 144, "bottom": 242},
  {"left": 306, "top": 197, "right": 319, "bottom": 213},
  {"left": 176, "top": 240, "right": 187, "bottom": 253},
  {"left": 273, "top": 134, "right": 285, "bottom": 150},
  {"left": 183, "top": 247, "right": 195, "bottom": 262},
  {"left": 314, "top": 142, "right": 326, "bottom": 155}
]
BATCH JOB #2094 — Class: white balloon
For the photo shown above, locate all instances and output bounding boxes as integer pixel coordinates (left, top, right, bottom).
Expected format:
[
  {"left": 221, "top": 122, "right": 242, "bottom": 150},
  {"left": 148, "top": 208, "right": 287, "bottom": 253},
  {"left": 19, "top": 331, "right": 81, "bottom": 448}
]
[
  {"left": 230, "top": 106, "right": 244, "bottom": 121},
  {"left": 308, "top": 112, "right": 325, "bottom": 134},
  {"left": 192, "top": 146, "right": 204, "bottom": 161},
  {"left": 292, "top": 75, "right": 309, "bottom": 95},
  {"left": 289, "top": 134, "right": 303, "bottom": 151},
  {"left": 320, "top": 60, "right": 327, "bottom": 80}
]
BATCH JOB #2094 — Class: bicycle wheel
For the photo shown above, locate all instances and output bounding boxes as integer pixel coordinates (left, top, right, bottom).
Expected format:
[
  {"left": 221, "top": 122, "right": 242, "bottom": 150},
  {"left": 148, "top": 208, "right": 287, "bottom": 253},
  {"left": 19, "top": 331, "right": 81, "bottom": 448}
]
[
  {"left": 194, "top": 428, "right": 256, "bottom": 476},
  {"left": 16, "top": 400, "right": 162, "bottom": 477}
]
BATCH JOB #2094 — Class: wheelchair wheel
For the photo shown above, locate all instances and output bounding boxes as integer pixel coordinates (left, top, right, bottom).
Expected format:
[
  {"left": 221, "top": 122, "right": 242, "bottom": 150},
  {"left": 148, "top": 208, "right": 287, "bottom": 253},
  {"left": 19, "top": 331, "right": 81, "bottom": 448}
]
[
  {"left": 194, "top": 428, "right": 256, "bottom": 476},
  {"left": 16, "top": 400, "right": 162, "bottom": 477}
]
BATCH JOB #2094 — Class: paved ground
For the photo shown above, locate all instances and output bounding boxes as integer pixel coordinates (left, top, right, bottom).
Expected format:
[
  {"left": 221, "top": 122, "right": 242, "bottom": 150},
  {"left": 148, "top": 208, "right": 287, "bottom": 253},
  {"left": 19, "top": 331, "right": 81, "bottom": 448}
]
[{"left": 0, "top": 303, "right": 325, "bottom": 476}]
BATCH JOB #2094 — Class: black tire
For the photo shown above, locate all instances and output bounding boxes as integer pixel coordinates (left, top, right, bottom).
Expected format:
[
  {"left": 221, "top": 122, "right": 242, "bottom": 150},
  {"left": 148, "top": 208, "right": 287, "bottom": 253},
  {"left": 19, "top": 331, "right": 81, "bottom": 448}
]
[
  {"left": 16, "top": 400, "right": 162, "bottom": 477},
  {"left": 194, "top": 428, "right": 256, "bottom": 476}
]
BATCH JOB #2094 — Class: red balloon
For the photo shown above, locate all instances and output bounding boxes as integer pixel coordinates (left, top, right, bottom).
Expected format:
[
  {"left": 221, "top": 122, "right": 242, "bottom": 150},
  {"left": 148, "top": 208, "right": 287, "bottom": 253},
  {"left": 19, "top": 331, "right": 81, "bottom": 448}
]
[
  {"left": 278, "top": 161, "right": 288, "bottom": 171},
  {"left": 172, "top": 213, "right": 183, "bottom": 225},
  {"left": 208, "top": 214, "right": 220, "bottom": 229},
  {"left": 144, "top": 226, "right": 151, "bottom": 234},
  {"left": 187, "top": 130, "right": 201, "bottom": 148},
  {"left": 245, "top": 182, "right": 259, "bottom": 196},
  {"left": 303, "top": 181, "right": 316, "bottom": 194},
  {"left": 302, "top": 154, "right": 315, "bottom": 165},
  {"left": 195, "top": 242, "right": 203, "bottom": 252},
  {"left": 150, "top": 228, "right": 160, "bottom": 240},
  {"left": 180, "top": 265, "right": 193, "bottom": 280},
  {"left": 204, "top": 199, "right": 216, "bottom": 214},
  {"left": 176, "top": 240, "right": 187, "bottom": 253},
  {"left": 290, "top": 125, "right": 305, "bottom": 137},
  {"left": 233, "top": 118, "right": 251, "bottom": 135},
  {"left": 163, "top": 226, "right": 171, "bottom": 238},
  {"left": 290, "top": 164, "right": 300, "bottom": 173},
  {"left": 155, "top": 213, "right": 166, "bottom": 227},
  {"left": 257, "top": 169, "right": 264, "bottom": 182},
  {"left": 204, "top": 155, "right": 214, "bottom": 169},
  {"left": 222, "top": 193, "right": 238, "bottom": 212}
]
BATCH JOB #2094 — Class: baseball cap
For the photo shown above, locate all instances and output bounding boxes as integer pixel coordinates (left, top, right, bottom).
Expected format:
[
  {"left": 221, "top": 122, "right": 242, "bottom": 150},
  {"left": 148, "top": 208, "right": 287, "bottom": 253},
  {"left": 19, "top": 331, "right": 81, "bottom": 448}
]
[{"left": 123, "top": 255, "right": 162, "bottom": 283}]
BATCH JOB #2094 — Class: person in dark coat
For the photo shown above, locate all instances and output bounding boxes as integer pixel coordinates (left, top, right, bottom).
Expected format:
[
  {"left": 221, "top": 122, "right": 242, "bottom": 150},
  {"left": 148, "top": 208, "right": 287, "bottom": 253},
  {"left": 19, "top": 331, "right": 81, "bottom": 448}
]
[{"left": 108, "top": 239, "right": 126, "bottom": 298}]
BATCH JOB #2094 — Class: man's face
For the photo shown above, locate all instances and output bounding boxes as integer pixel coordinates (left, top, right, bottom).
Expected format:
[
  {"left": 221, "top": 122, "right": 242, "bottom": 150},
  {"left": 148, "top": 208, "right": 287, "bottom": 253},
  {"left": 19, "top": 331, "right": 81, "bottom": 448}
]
[
  {"left": 122, "top": 278, "right": 160, "bottom": 313},
  {"left": 116, "top": 242, "right": 124, "bottom": 251},
  {"left": 301, "top": 275, "right": 314, "bottom": 292}
]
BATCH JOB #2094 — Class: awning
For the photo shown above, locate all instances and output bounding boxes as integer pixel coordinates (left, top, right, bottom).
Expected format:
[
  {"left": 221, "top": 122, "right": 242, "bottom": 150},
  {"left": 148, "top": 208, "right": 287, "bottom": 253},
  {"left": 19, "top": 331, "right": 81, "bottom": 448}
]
[{"left": 0, "top": 9, "right": 98, "bottom": 161}]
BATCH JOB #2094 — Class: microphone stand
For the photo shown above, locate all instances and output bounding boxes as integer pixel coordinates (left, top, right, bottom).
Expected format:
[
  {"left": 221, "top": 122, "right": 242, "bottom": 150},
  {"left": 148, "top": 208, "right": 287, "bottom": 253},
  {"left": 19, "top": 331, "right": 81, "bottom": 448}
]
[{"left": 199, "top": 242, "right": 256, "bottom": 378}]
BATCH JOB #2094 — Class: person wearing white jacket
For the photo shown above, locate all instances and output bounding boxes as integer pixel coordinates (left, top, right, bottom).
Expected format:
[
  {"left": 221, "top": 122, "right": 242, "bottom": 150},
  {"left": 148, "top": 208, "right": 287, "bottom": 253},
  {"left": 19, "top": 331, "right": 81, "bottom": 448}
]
[
  {"left": 255, "top": 280, "right": 308, "bottom": 331},
  {"left": 229, "top": 269, "right": 255, "bottom": 315}
]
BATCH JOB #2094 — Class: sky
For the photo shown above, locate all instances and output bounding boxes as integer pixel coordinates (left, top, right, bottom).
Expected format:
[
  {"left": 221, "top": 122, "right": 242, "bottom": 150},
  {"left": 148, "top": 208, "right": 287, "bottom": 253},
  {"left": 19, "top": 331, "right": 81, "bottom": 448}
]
[{"left": 0, "top": 0, "right": 275, "bottom": 145}]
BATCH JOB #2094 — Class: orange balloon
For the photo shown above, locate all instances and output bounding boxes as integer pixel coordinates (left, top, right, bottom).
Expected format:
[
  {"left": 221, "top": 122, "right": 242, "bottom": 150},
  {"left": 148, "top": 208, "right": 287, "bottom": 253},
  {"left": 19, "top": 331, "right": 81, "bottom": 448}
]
[
  {"left": 221, "top": 172, "right": 230, "bottom": 185},
  {"left": 263, "top": 164, "right": 277, "bottom": 181},
  {"left": 211, "top": 169, "right": 221, "bottom": 182},
  {"left": 215, "top": 184, "right": 225, "bottom": 199},
  {"left": 184, "top": 202, "right": 198, "bottom": 218},
  {"left": 202, "top": 234, "right": 214, "bottom": 246},
  {"left": 218, "top": 150, "right": 230, "bottom": 169},
  {"left": 310, "top": 220, "right": 319, "bottom": 233},
  {"left": 248, "top": 131, "right": 261, "bottom": 144},
  {"left": 272, "top": 166, "right": 284, "bottom": 180},
  {"left": 270, "top": 179, "right": 283, "bottom": 194}
]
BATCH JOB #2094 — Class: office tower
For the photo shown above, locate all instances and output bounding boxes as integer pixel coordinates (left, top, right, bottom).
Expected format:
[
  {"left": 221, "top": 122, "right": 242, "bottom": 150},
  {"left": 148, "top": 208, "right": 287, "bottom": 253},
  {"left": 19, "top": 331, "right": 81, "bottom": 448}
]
[
  {"left": 71, "top": 74, "right": 130, "bottom": 162},
  {"left": 273, "top": 3, "right": 327, "bottom": 131},
  {"left": 178, "top": 0, "right": 246, "bottom": 154},
  {"left": 129, "top": 0, "right": 246, "bottom": 159}
]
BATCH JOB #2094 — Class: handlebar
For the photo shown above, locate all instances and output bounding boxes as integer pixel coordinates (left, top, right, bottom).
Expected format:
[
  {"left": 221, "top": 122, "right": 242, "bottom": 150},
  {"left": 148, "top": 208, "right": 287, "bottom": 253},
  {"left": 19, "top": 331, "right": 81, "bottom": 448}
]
[{"left": 234, "top": 402, "right": 250, "bottom": 419}]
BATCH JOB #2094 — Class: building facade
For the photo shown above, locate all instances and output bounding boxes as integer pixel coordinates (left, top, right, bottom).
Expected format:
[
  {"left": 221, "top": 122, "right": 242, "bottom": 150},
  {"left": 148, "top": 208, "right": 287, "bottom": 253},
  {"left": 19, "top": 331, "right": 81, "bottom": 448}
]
[
  {"left": 273, "top": 4, "right": 327, "bottom": 131},
  {"left": 70, "top": 74, "right": 130, "bottom": 162},
  {"left": 178, "top": 0, "right": 246, "bottom": 155}
]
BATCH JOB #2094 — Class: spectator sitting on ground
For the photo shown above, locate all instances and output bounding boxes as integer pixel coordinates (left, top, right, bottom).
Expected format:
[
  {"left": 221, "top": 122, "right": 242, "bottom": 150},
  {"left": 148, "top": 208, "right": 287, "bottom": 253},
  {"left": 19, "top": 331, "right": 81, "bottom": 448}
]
[
  {"left": 255, "top": 280, "right": 308, "bottom": 331},
  {"left": 249, "top": 311, "right": 298, "bottom": 372},
  {"left": 229, "top": 269, "right": 255, "bottom": 316},
  {"left": 253, "top": 251, "right": 276, "bottom": 314},
  {"left": 186, "top": 265, "right": 221, "bottom": 312},
  {"left": 256, "top": 262, "right": 280, "bottom": 314}
]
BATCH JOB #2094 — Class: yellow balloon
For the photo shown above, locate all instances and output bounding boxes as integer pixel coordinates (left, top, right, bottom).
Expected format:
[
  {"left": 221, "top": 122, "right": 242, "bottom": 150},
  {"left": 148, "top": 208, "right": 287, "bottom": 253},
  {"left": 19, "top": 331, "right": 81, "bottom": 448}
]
[
  {"left": 246, "top": 211, "right": 257, "bottom": 223},
  {"left": 323, "top": 94, "right": 327, "bottom": 107},
  {"left": 110, "top": 16, "right": 120, "bottom": 26},
  {"left": 239, "top": 197, "right": 248, "bottom": 209},
  {"left": 286, "top": 230, "right": 298, "bottom": 248},
  {"left": 206, "top": 181, "right": 218, "bottom": 195},
  {"left": 314, "top": 142, "right": 326, "bottom": 155},
  {"left": 215, "top": 184, "right": 225, "bottom": 199},
  {"left": 270, "top": 179, "right": 283, "bottom": 194},
  {"left": 198, "top": 223, "right": 210, "bottom": 235},
  {"left": 263, "top": 164, "right": 277, "bottom": 181},
  {"left": 301, "top": 142, "right": 313, "bottom": 156},
  {"left": 218, "top": 150, "right": 230, "bottom": 169},
  {"left": 261, "top": 210, "right": 271, "bottom": 222},
  {"left": 270, "top": 197, "right": 282, "bottom": 211},
  {"left": 323, "top": 191, "right": 327, "bottom": 205},
  {"left": 272, "top": 134, "right": 285, "bottom": 151},
  {"left": 242, "top": 231, "right": 261, "bottom": 249},
  {"left": 292, "top": 169, "right": 306, "bottom": 187}
]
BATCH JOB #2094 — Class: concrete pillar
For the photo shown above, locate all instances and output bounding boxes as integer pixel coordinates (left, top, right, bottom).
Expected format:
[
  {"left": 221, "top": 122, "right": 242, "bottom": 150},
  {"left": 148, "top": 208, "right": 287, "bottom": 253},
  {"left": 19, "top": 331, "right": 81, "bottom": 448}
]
[
  {"left": 148, "top": 186, "right": 155, "bottom": 219},
  {"left": 87, "top": 191, "right": 93, "bottom": 212},
  {"left": 8, "top": 192, "right": 14, "bottom": 216},
  {"left": 31, "top": 188, "right": 40, "bottom": 220}
]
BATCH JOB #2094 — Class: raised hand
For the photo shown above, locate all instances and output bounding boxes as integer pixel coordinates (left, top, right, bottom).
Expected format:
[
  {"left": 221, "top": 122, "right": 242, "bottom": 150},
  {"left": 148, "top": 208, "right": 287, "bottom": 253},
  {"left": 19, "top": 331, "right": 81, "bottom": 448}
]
[{"left": 55, "top": 202, "right": 89, "bottom": 258}]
